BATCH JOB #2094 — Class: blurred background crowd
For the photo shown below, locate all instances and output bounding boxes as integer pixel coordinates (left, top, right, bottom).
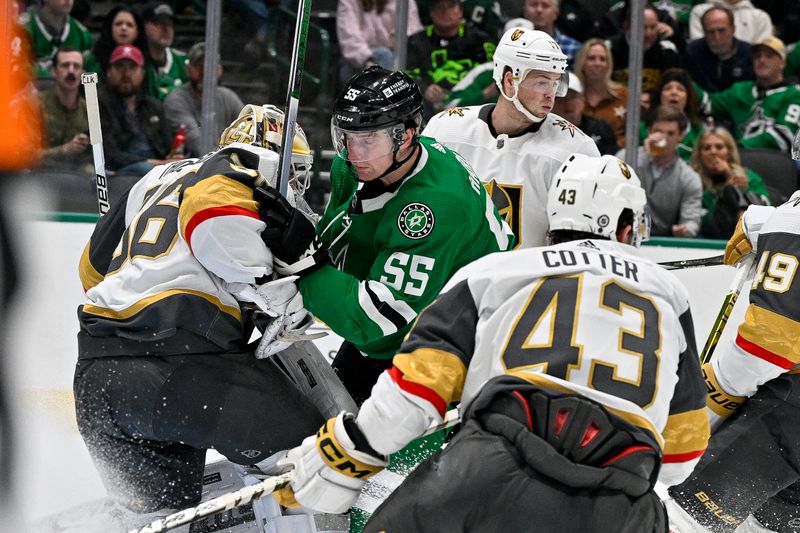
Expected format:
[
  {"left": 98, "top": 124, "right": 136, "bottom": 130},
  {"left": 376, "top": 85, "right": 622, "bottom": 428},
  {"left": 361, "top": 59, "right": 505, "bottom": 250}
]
[{"left": 9, "top": 0, "right": 800, "bottom": 241}]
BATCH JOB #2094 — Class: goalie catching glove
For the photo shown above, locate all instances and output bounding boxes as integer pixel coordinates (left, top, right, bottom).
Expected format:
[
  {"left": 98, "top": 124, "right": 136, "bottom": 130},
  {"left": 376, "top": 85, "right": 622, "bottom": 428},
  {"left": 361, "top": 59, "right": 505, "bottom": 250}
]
[
  {"left": 255, "top": 185, "right": 329, "bottom": 276},
  {"left": 228, "top": 277, "right": 324, "bottom": 357},
  {"left": 274, "top": 412, "right": 388, "bottom": 513}
]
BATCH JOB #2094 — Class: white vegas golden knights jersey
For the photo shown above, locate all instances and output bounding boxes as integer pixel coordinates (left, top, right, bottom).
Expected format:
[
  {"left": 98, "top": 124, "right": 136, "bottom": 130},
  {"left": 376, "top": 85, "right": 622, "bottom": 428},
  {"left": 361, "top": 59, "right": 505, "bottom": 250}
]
[
  {"left": 704, "top": 195, "right": 800, "bottom": 427},
  {"left": 77, "top": 145, "right": 274, "bottom": 357},
  {"left": 358, "top": 239, "right": 709, "bottom": 486},
  {"left": 422, "top": 104, "right": 600, "bottom": 249}
]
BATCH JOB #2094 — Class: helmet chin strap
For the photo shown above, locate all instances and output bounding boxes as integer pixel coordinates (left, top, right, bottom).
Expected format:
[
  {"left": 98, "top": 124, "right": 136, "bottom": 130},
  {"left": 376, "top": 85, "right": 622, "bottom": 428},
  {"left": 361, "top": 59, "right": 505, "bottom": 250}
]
[{"left": 499, "top": 82, "right": 546, "bottom": 124}]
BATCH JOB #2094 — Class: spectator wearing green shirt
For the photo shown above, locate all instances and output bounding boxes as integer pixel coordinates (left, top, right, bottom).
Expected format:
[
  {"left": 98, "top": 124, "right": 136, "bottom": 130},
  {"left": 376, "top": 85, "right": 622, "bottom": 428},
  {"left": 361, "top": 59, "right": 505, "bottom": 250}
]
[
  {"left": 142, "top": 2, "right": 188, "bottom": 101},
  {"left": 26, "top": 0, "right": 93, "bottom": 78},
  {"left": 700, "top": 37, "right": 800, "bottom": 155}
]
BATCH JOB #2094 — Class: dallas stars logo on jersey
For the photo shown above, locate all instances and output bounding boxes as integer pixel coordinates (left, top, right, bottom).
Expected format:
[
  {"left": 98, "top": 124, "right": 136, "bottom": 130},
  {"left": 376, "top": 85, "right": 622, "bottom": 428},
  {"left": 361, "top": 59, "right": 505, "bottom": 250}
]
[{"left": 398, "top": 203, "right": 435, "bottom": 239}]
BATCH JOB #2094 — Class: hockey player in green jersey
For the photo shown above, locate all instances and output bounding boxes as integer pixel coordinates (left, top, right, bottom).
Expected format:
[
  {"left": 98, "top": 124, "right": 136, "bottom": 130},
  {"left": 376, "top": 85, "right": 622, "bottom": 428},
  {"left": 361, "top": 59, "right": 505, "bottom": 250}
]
[
  {"left": 702, "top": 36, "right": 800, "bottom": 154},
  {"left": 26, "top": 0, "right": 93, "bottom": 77},
  {"left": 258, "top": 66, "right": 514, "bottom": 405}
]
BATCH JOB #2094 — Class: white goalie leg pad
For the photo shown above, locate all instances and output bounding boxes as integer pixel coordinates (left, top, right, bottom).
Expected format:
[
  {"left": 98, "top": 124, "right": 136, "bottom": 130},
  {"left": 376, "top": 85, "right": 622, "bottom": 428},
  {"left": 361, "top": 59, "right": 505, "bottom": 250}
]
[
  {"left": 270, "top": 342, "right": 358, "bottom": 418},
  {"left": 664, "top": 498, "right": 712, "bottom": 533},
  {"left": 199, "top": 459, "right": 268, "bottom": 532},
  {"left": 734, "top": 515, "right": 777, "bottom": 533},
  {"left": 268, "top": 508, "right": 349, "bottom": 533},
  {"left": 356, "top": 370, "right": 441, "bottom": 456}
]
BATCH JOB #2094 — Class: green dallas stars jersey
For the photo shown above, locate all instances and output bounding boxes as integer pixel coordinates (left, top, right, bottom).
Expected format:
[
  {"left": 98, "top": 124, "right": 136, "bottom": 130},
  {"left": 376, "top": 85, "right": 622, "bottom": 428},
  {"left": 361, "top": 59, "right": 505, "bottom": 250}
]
[
  {"left": 298, "top": 136, "right": 514, "bottom": 359},
  {"left": 701, "top": 80, "right": 800, "bottom": 153},
  {"left": 146, "top": 48, "right": 189, "bottom": 101},
  {"left": 26, "top": 12, "right": 93, "bottom": 77}
]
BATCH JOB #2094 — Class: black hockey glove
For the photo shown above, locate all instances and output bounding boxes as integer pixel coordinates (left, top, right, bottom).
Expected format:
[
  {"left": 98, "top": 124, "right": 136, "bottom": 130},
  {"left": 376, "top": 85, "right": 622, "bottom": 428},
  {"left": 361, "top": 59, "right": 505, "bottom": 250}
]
[{"left": 254, "top": 185, "right": 329, "bottom": 276}]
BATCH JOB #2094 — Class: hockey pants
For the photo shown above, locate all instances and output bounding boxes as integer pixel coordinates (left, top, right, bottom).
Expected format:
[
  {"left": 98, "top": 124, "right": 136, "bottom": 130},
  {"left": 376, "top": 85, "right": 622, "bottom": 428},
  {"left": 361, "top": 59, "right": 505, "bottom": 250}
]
[
  {"left": 73, "top": 343, "right": 349, "bottom": 512},
  {"left": 669, "top": 377, "right": 800, "bottom": 533}
]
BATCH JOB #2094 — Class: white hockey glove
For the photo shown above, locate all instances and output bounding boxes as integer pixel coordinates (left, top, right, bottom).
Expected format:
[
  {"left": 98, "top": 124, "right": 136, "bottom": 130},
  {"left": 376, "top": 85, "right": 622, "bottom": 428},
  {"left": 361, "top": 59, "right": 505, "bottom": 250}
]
[
  {"left": 247, "top": 277, "right": 324, "bottom": 358},
  {"left": 228, "top": 276, "right": 301, "bottom": 317},
  {"left": 275, "top": 412, "right": 388, "bottom": 514}
]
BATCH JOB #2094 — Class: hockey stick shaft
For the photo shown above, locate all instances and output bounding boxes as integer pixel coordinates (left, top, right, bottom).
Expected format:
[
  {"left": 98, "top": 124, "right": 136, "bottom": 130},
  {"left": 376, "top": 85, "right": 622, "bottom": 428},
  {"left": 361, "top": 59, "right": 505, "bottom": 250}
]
[
  {"left": 81, "top": 73, "right": 110, "bottom": 216},
  {"left": 129, "top": 408, "right": 460, "bottom": 533},
  {"left": 276, "top": 0, "right": 313, "bottom": 197},
  {"left": 658, "top": 254, "right": 723, "bottom": 270},
  {"left": 699, "top": 255, "right": 755, "bottom": 365}
]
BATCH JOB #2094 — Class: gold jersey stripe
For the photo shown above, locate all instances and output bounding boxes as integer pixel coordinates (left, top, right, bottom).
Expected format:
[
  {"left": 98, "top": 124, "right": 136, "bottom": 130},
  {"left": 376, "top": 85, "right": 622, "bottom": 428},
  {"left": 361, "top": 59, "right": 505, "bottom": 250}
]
[
  {"left": 507, "top": 370, "right": 665, "bottom": 448},
  {"left": 78, "top": 242, "right": 104, "bottom": 290},
  {"left": 661, "top": 409, "right": 710, "bottom": 456},
  {"left": 179, "top": 174, "right": 260, "bottom": 234},
  {"left": 703, "top": 363, "right": 746, "bottom": 418},
  {"left": 738, "top": 304, "right": 800, "bottom": 364},
  {"left": 393, "top": 348, "right": 468, "bottom": 406},
  {"left": 82, "top": 289, "right": 242, "bottom": 321}
]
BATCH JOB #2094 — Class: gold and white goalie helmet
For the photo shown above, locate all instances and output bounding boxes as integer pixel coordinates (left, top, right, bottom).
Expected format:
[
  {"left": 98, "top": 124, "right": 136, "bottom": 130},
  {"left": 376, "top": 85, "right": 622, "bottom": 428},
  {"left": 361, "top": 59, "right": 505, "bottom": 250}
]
[
  {"left": 546, "top": 154, "right": 651, "bottom": 247},
  {"left": 219, "top": 104, "right": 314, "bottom": 195}
]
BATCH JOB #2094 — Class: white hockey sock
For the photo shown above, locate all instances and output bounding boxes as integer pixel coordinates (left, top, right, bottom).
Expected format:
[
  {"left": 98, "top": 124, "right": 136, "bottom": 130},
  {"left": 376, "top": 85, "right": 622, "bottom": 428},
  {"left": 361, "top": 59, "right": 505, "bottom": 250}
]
[
  {"left": 664, "top": 498, "right": 712, "bottom": 533},
  {"left": 734, "top": 515, "right": 777, "bottom": 533}
]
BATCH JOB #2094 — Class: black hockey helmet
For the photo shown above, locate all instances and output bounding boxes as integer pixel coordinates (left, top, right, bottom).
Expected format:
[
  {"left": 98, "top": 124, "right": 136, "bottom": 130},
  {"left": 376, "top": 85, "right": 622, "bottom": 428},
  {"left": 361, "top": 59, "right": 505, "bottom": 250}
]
[{"left": 332, "top": 66, "right": 423, "bottom": 132}]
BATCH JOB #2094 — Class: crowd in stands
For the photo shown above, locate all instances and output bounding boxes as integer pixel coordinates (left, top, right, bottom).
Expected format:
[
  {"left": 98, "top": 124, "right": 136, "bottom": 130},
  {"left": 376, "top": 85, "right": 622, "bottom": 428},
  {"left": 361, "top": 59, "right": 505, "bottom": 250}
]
[{"left": 14, "top": 0, "right": 800, "bottom": 242}]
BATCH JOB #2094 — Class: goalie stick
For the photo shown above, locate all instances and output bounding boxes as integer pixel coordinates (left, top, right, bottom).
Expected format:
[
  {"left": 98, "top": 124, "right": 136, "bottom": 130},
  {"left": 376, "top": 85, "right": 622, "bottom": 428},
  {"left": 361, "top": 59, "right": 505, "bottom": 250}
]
[
  {"left": 276, "top": 0, "right": 313, "bottom": 197},
  {"left": 81, "top": 73, "right": 110, "bottom": 216},
  {"left": 699, "top": 254, "right": 755, "bottom": 365},
  {"left": 128, "top": 408, "right": 460, "bottom": 533}
]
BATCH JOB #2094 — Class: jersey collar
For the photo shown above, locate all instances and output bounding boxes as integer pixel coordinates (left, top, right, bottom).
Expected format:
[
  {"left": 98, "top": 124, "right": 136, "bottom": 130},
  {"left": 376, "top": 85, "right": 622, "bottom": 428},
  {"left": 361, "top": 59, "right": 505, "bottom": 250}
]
[
  {"left": 478, "top": 104, "right": 545, "bottom": 139},
  {"left": 34, "top": 12, "right": 71, "bottom": 44}
]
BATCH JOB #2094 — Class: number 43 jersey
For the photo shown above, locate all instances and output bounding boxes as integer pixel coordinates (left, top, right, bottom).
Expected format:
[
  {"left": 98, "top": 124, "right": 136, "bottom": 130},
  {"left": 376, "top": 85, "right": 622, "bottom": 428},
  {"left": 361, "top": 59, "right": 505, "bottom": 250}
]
[
  {"left": 386, "top": 238, "right": 710, "bottom": 486},
  {"left": 77, "top": 145, "right": 275, "bottom": 358}
]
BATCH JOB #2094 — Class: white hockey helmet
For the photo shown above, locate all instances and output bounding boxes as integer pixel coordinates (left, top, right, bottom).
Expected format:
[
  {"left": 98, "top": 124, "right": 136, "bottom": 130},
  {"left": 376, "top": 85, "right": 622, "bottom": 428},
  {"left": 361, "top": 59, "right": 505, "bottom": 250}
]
[
  {"left": 547, "top": 153, "right": 650, "bottom": 247},
  {"left": 219, "top": 104, "right": 314, "bottom": 193},
  {"left": 493, "top": 27, "right": 569, "bottom": 121}
]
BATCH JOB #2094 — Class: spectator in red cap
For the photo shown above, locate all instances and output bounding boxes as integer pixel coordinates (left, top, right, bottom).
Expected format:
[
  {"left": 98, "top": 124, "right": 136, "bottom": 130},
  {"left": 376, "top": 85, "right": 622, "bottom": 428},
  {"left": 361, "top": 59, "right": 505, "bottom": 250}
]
[{"left": 98, "top": 44, "right": 179, "bottom": 176}]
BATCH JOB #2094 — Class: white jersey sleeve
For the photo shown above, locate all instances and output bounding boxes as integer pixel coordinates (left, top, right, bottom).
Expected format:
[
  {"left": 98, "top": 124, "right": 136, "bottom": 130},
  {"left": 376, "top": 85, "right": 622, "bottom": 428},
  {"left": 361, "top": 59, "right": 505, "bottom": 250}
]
[{"left": 706, "top": 197, "right": 800, "bottom": 426}]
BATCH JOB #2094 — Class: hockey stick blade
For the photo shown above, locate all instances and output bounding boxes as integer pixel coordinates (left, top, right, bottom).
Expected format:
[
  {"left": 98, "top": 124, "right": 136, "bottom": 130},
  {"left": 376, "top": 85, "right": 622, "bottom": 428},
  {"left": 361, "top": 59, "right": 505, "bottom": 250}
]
[
  {"left": 658, "top": 254, "right": 724, "bottom": 270},
  {"left": 129, "top": 408, "right": 460, "bottom": 533},
  {"left": 699, "top": 255, "right": 755, "bottom": 365}
]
